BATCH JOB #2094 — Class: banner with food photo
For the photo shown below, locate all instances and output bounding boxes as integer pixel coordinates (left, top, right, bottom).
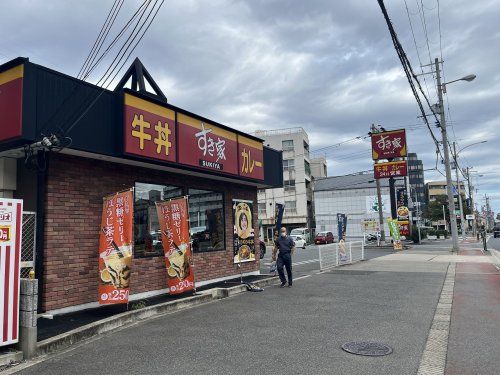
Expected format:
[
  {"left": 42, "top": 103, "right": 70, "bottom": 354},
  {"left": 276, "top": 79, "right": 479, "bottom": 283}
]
[
  {"left": 156, "top": 197, "right": 195, "bottom": 294},
  {"left": 98, "top": 190, "right": 134, "bottom": 305},
  {"left": 233, "top": 200, "right": 255, "bottom": 263}
]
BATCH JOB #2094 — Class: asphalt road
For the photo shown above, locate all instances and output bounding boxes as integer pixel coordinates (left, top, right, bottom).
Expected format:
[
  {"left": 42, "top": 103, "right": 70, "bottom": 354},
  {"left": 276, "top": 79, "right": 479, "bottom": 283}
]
[
  {"left": 18, "top": 263, "right": 445, "bottom": 375},
  {"left": 259, "top": 242, "right": 394, "bottom": 277},
  {"left": 487, "top": 236, "right": 500, "bottom": 251}
]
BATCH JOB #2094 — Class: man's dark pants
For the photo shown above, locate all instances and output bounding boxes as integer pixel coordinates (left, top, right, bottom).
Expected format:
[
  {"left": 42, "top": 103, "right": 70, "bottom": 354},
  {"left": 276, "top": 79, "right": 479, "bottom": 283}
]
[{"left": 277, "top": 253, "right": 292, "bottom": 285}]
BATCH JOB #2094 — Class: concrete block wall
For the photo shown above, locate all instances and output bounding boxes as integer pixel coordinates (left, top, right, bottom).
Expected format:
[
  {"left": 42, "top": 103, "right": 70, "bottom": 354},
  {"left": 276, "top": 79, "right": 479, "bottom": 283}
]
[{"left": 42, "top": 153, "right": 259, "bottom": 312}]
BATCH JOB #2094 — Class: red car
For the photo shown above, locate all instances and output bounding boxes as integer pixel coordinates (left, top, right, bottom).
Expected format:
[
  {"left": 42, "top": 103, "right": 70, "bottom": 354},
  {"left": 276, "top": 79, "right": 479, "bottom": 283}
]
[{"left": 314, "top": 231, "right": 335, "bottom": 244}]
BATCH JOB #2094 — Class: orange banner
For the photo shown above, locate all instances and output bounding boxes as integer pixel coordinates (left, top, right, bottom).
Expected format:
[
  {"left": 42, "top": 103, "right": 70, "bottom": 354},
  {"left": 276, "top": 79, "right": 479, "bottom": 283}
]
[
  {"left": 156, "top": 197, "right": 195, "bottom": 294},
  {"left": 98, "top": 190, "right": 134, "bottom": 304}
]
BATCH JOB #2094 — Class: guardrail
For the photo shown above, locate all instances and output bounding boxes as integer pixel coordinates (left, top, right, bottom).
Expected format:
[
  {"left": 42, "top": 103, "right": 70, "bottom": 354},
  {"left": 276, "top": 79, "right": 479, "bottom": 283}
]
[{"left": 318, "top": 241, "right": 365, "bottom": 271}]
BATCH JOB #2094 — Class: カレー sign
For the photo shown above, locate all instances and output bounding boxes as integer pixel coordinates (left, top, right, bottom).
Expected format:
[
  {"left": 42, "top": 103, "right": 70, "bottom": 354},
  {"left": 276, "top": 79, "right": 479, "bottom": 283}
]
[
  {"left": 371, "top": 129, "right": 407, "bottom": 160},
  {"left": 374, "top": 160, "right": 408, "bottom": 179},
  {"left": 124, "top": 93, "right": 176, "bottom": 163},
  {"left": 233, "top": 200, "right": 256, "bottom": 263},
  {"left": 238, "top": 136, "right": 264, "bottom": 180},
  {"left": 0, "top": 198, "right": 23, "bottom": 347},
  {"left": 98, "top": 190, "right": 134, "bottom": 305},
  {"left": 156, "top": 198, "right": 195, "bottom": 294}
]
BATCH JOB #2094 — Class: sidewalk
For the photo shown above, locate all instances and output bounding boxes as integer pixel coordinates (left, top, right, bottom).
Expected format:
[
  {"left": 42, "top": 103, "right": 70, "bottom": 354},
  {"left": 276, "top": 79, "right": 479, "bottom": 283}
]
[{"left": 445, "top": 241, "right": 499, "bottom": 375}]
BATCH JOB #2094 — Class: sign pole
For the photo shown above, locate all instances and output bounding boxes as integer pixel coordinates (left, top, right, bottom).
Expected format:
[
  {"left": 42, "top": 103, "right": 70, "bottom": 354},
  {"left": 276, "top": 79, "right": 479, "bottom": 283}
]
[{"left": 389, "top": 177, "right": 397, "bottom": 219}]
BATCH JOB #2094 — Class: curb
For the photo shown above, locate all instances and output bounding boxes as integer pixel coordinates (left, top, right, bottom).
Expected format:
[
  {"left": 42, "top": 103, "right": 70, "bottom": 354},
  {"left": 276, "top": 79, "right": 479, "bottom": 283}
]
[{"left": 35, "top": 276, "right": 278, "bottom": 358}]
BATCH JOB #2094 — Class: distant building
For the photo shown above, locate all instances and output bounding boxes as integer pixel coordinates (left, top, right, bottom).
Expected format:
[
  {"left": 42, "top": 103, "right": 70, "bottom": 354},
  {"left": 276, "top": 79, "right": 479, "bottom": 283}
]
[
  {"left": 407, "top": 153, "right": 425, "bottom": 222},
  {"left": 426, "top": 181, "right": 465, "bottom": 202},
  {"left": 310, "top": 156, "right": 328, "bottom": 179},
  {"left": 255, "top": 127, "right": 317, "bottom": 242},
  {"left": 314, "top": 172, "right": 404, "bottom": 239}
]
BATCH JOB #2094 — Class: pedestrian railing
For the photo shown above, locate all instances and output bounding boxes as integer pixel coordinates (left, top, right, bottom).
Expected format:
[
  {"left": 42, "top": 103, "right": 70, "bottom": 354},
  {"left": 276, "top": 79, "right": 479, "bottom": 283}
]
[{"left": 318, "top": 241, "right": 365, "bottom": 271}]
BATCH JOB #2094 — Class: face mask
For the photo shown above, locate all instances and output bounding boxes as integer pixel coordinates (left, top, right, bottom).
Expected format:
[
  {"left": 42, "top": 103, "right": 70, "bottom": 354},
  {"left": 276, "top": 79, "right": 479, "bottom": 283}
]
[{"left": 281, "top": 232, "right": 286, "bottom": 237}]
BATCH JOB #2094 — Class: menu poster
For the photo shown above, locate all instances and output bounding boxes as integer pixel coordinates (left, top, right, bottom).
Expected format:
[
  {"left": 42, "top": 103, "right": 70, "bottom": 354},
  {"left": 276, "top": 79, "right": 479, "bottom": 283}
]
[{"left": 233, "top": 200, "right": 256, "bottom": 263}]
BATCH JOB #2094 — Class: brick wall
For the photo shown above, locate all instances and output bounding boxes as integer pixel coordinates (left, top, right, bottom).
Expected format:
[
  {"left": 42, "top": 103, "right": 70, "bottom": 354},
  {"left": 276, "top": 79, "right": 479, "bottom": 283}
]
[{"left": 42, "top": 153, "right": 259, "bottom": 312}]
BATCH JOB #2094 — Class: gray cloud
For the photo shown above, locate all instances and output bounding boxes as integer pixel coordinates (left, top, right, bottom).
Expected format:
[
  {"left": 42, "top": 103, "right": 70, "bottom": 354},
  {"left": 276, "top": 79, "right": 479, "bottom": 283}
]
[{"left": 0, "top": 0, "right": 498, "bottom": 212}]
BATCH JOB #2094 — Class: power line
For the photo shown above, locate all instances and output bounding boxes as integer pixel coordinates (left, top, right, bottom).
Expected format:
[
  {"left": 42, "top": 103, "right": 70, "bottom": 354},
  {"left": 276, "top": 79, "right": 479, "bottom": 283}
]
[
  {"left": 77, "top": 0, "right": 123, "bottom": 80},
  {"left": 376, "top": 0, "right": 443, "bottom": 161}
]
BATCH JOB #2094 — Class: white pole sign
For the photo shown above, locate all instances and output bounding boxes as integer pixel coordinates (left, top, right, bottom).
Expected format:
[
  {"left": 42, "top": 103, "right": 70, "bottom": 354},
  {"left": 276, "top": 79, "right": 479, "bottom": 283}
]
[{"left": 0, "top": 198, "right": 23, "bottom": 346}]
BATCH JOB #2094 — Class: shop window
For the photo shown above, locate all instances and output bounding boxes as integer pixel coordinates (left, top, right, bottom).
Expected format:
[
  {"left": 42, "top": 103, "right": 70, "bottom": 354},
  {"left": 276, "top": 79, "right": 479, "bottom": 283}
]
[
  {"left": 134, "top": 182, "right": 184, "bottom": 258},
  {"left": 188, "top": 188, "right": 225, "bottom": 253}
]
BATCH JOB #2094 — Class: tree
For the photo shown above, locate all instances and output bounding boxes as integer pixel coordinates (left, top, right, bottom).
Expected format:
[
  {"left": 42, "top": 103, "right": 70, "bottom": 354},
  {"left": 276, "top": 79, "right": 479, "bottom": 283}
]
[{"left": 423, "top": 194, "right": 471, "bottom": 222}]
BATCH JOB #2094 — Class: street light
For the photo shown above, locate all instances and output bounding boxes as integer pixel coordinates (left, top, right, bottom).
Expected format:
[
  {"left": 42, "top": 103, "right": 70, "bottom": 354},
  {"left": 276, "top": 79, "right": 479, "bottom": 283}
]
[
  {"left": 434, "top": 57, "right": 476, "bottom": 252},
  {"left": 452, "top": 140, "right": 486, "bottom": 239},
  {"left": 442, "top": 74, "right": 476, "bottom": 93},
  {"left": 458, "top": 140, "right": 487, "bottom": 154}
]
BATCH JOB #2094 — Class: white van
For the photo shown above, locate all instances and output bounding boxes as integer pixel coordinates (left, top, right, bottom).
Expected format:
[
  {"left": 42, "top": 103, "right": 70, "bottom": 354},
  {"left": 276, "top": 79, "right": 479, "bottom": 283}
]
[{"left": 290, "top": 227, "right": 310, "bottom": 244}]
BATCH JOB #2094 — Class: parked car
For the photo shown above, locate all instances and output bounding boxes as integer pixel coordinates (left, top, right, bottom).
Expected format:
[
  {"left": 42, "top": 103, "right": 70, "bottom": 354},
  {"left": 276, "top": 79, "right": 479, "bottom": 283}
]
[
  {"left": 494, "top": 224, "right": 500, "bottom": 238},
  {"left": 290, "top": 235, "right": 306, "bottom": 249},
  {"left": 314, "top": 231, "right": 335, "bottom": 244},
  {"left": 290, "top": 227, "right": 311, "bottom": 244}
]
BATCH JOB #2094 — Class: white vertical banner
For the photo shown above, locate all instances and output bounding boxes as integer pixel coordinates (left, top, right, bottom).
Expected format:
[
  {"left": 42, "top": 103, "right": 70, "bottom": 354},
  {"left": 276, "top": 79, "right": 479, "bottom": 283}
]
[{"left": 0, "top": 198, "right": 23, "bottom": 346}]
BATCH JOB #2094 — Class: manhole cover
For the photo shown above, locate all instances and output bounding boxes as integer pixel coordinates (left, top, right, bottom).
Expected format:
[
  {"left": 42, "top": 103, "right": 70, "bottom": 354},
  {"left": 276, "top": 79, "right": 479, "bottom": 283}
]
[{"left": 342, "top": 341, "right": 393, "bottom": 356}]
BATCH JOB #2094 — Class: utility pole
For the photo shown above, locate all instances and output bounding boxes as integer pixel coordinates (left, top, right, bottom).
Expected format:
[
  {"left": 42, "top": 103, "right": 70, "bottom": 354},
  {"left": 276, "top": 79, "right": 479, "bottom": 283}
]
[
  {"left": 452, "top": 142, "right": 466, "bottom": 238},
  {"left": 371, "top": 124, "right": 386, "bottom": 244},
  {"left": 435, "top": 57, "right": 460, "bottom": 252},
  {"left": 465, "top": 167, "right": 476, "bottom": 236}
]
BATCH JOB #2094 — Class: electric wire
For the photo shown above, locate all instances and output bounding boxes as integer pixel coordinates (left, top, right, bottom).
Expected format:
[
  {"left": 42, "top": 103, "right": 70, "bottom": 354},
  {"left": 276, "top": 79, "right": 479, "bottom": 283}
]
[{"left": 78, "top": 0, "right": 123, "bottom": 80}]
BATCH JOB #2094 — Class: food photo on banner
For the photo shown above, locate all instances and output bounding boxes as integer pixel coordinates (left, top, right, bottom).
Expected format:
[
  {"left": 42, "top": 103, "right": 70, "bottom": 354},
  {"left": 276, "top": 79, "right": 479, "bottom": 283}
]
[
  {"left": 156, "top": 197, "right": 195, "bottom": 294},
  {"left": 233, "top": 200, "right": 255, "bottom": 263},
  {"left": 98, "top": 190, "right": 134, "bottom": 305},
  {"left": 396, "top": 187, "right": 410, "bottom": 237}
]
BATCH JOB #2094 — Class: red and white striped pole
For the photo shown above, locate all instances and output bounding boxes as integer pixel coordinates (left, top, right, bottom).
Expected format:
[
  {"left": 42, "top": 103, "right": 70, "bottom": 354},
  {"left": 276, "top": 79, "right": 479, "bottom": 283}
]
[{"left": 0, "top": 198, "right": 23, "bottom": 346}]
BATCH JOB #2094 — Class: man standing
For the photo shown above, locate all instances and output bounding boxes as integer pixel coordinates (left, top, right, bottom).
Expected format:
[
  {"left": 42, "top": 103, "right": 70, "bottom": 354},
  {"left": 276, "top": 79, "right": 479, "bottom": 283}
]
[{"left": 273, "top": 227, "right": 295, "bottom": 287}]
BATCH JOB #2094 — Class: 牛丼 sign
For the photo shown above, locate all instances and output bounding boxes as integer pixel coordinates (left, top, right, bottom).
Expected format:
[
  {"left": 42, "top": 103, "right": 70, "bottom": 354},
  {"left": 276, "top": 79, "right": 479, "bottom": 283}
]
[
  {"left": 374, "top": 160, "right": 408, "bottom": 179},
  {"left": 371, "top": 129, "right": 407, "bottom": 160}
]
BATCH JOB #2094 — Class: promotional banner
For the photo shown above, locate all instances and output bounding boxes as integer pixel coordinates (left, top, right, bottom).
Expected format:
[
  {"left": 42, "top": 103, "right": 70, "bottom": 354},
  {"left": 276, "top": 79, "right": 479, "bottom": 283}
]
[
  {"left": 233, "top": 200, "right": 256, "bottom": 263},
  {"left": 396, "top": 188, "right": 410, "bottom": 236},
  {"left": 0, "top": 198, "right": 23, "bottom": 346},
  {"left": 337, "top": 213, "right": 347, "bottom": 241},
  {"left": 156, "top": 197, "right": 195, "bottom": 294},
  {"left": 98, "top": 190, "right": 134, "bottom": 305},
  {"left": 371, "top": 129, "right": 407, "bottom": 160},
  {"left": 274, "top": 203, "right": 284, "bottom": 235},
  {"left": 388, "top": 219, "right": 403, "bottom": 251}
]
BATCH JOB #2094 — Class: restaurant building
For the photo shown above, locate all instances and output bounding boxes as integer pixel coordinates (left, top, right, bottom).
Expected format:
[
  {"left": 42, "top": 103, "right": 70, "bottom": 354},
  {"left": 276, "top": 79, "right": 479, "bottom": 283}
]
[{"left": 0, "top": 57, "right": 282, "bottom": 314}]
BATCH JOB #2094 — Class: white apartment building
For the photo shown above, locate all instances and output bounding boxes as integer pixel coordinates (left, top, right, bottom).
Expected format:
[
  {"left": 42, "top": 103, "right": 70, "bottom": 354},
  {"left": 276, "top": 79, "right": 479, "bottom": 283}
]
[
  {"left": 314, "top": 172, "right": 404, "bottom": 239},
  {"left": 255, "top": 128, "right": 326, "bottom": 242}
]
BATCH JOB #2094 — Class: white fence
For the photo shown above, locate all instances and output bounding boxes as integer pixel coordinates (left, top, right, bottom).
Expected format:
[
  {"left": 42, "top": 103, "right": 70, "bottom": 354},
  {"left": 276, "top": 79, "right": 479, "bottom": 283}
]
[{"left": 318, "top": 241, "right": 365, "bottom": 271}]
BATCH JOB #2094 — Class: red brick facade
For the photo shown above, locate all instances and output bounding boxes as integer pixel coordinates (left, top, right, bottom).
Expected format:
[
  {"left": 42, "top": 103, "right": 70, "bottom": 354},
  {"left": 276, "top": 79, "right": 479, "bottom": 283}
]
[{"left": 42, "top": 153, "right": 259, "bottom": 312}]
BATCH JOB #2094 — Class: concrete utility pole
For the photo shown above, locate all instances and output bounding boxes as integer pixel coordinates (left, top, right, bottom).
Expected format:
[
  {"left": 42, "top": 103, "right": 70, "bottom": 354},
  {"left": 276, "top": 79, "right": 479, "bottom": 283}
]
[
  {"left": 371, "top": 124, "right": 386, "bottom": 243},
  {"left": 452, "top": 142, "right": 466, "bottom": 238},
  {"left": 435, "top": 57, "right": 460, "bottom": 252},
  {"left": 465, "top": 167, "right": 476, "bottom": 236}
]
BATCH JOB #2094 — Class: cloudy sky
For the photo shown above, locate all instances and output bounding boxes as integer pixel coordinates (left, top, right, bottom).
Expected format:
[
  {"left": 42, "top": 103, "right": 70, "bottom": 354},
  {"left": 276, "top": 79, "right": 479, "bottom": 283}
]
[{"left": 1, "top": 0, "right": 498, "bottom": 213}]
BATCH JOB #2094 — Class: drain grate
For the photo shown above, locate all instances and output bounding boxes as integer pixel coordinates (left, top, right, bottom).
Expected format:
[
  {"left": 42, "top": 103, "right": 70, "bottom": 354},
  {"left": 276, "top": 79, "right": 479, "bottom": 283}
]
[{"left": 342, "top": 341, "right": 393, "bottom": 356}]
